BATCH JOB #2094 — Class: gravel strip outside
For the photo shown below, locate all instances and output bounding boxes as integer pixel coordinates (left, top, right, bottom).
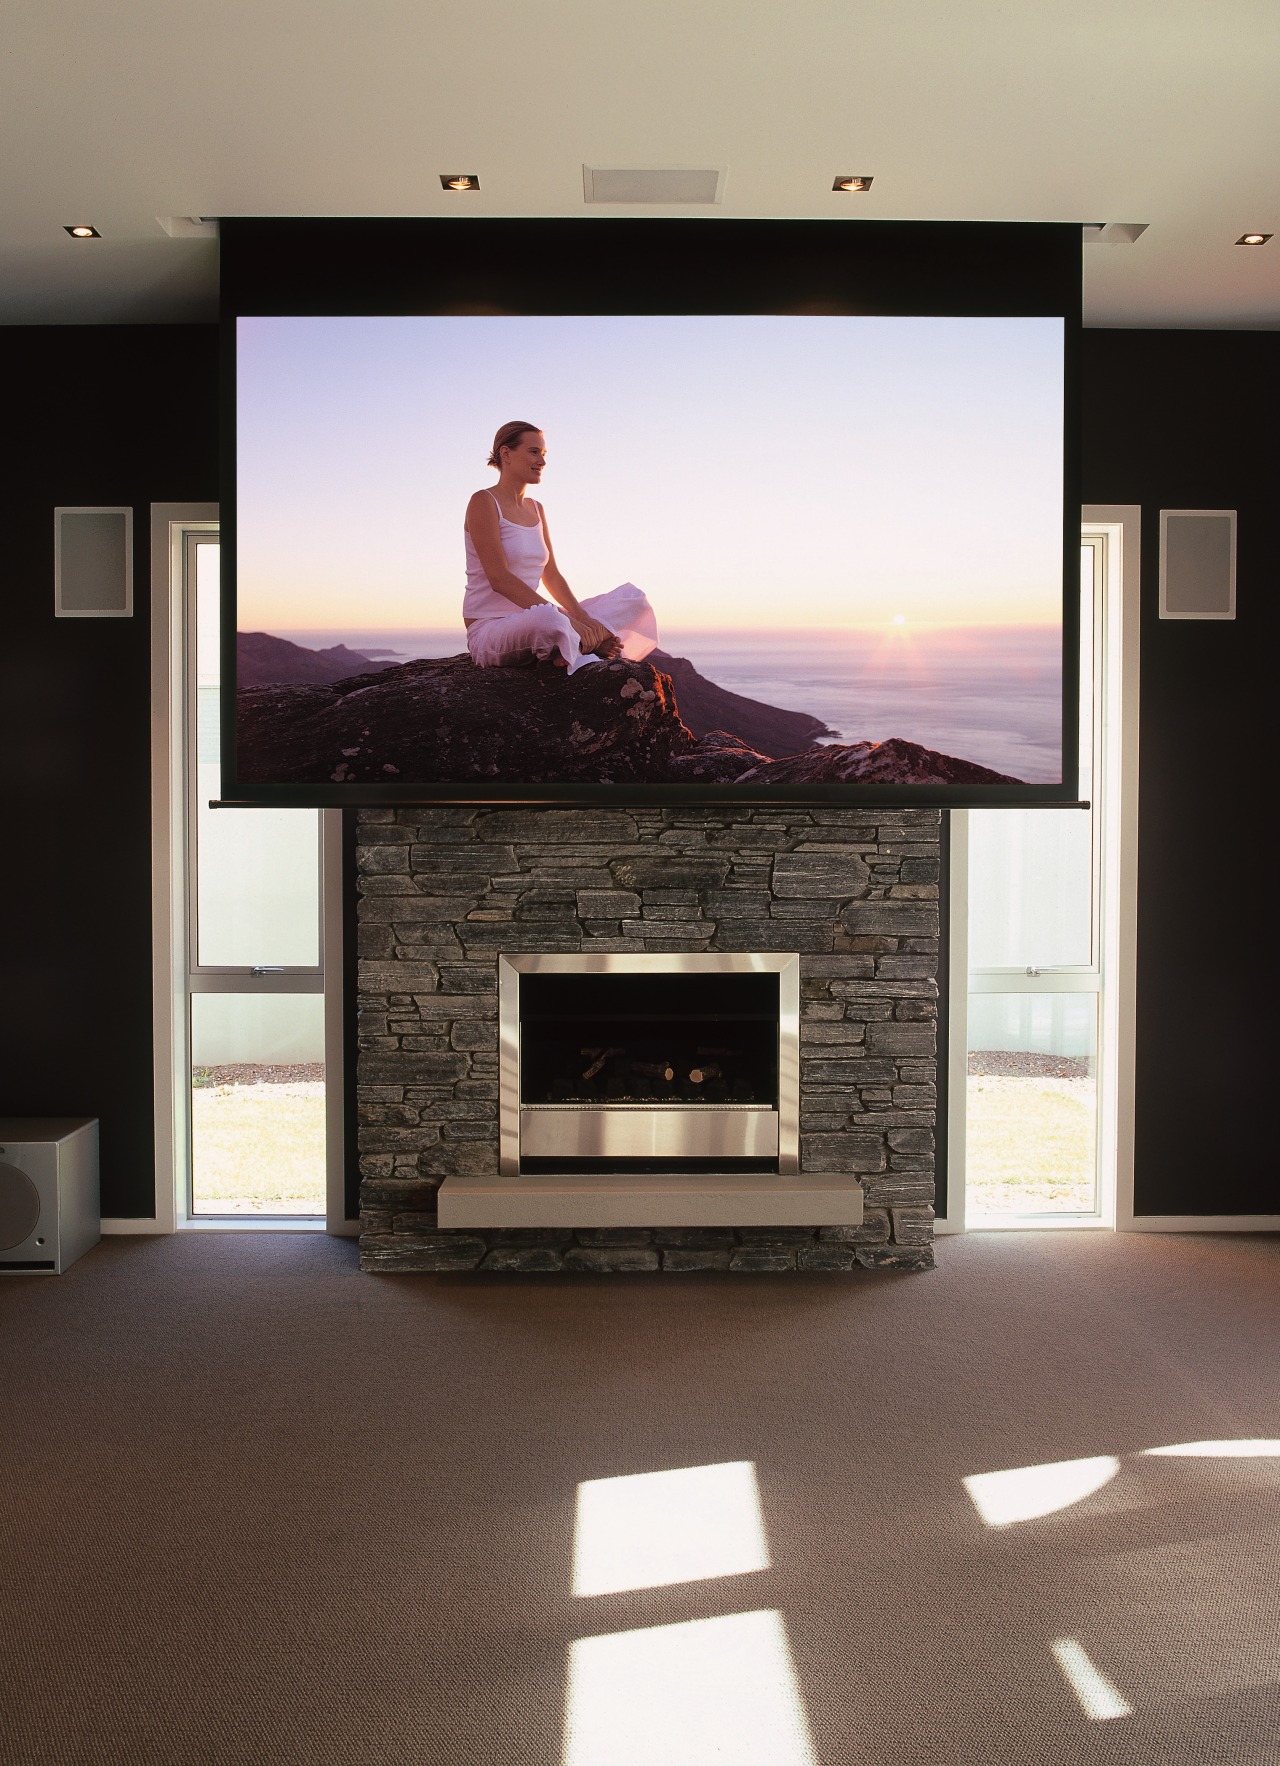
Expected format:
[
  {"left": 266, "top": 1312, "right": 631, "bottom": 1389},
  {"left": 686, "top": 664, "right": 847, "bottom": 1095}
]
[
  {"left": 968, "top": 1050, "right": 1091, "bottom": 1080},
  {"left": 193, "top": 1062, "right": 325, "bottom": 1087}
]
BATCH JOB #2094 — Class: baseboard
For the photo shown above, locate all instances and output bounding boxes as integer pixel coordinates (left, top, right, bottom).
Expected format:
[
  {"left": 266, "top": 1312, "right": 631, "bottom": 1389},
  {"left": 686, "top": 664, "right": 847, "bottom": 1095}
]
[
  {"left": 102, "top": 1217, "right": 356, "bottom": 1235},
  {"left": 1121, "top": 1215, "right": 1280, "bottom": 1233},
  {"left": 178, "top": 1218, "right": 326, "bottom": 1233}
]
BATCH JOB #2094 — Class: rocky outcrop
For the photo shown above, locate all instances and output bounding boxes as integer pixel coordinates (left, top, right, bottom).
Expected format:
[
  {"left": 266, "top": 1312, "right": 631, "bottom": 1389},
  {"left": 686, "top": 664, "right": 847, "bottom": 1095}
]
[
  {"left": 236, "top": 651, "right": 1020, "bottom": 785},
  {"left": 665, "top": 729, "right": 770, "bottom": 782},
  {"left": 647, "top": 649, "right": 833, "bottom": 752},
  {"left": 237, "top": 631, "right": 383, "bottom": 688},
  {"left": 237, "top": 654, "right": 703, "bottom": 784},
  {"left": 736, "top": 738, "right": 1018, "bottom": 785}
]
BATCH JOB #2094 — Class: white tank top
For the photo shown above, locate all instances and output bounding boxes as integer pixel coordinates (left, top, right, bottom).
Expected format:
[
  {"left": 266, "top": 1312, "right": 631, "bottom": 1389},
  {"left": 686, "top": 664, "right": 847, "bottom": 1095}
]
[{"left": 463, "top": 492, "right": 550, "bottom": 620}]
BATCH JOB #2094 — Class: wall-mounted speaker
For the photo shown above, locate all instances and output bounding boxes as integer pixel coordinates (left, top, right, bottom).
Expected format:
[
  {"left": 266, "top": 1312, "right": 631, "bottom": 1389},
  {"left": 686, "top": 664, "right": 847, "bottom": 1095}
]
[
  {"left": 1159, "top": 510, "right": 1236, "bottom": 619},
  {"left": 0, "top": 1119, "right": 100, "bottom": 1274},
  {"left": 54, "top": 506, "right": 133, "bottom": 616}
]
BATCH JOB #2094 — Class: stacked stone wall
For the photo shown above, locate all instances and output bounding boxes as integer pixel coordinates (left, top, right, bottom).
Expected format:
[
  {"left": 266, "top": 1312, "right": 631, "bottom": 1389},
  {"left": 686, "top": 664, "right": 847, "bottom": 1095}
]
[{"left": 356, "top": 806, "right": 939, "bottom": 1273}]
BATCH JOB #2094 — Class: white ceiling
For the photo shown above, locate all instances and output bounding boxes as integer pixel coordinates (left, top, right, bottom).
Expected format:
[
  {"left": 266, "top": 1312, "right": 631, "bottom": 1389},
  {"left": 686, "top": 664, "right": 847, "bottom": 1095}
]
[{"left": 4, "top": 0, "right": 1277, "bottom": 327}]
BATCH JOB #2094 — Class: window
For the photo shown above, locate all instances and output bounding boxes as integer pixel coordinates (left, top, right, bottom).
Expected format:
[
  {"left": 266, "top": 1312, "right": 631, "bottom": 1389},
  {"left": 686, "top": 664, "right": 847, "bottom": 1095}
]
[
  {"left": 945, "top": 517, "right": 1138, "bottom": 1230},
  {"left": 147, "top": 507, "right": 350, "bottom": 1233}
]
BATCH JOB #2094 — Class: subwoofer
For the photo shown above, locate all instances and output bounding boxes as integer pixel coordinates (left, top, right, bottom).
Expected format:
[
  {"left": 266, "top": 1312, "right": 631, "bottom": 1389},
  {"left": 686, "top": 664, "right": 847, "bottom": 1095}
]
[{"left": 0, "top": 1119, "right": 100, "bottom": 1274}]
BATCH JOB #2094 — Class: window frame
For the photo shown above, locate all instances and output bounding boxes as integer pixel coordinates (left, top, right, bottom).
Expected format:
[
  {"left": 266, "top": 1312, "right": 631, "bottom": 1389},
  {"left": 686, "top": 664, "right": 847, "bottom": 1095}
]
[
  {"left": 184, "top": 531, "right": 325, "bottom": 985},
  {"left": 107, "top": 506, "right": 354, "bottom": 1237},
  {"left": 940, "top": 512, "right": 1140, "bottom": 1235}
]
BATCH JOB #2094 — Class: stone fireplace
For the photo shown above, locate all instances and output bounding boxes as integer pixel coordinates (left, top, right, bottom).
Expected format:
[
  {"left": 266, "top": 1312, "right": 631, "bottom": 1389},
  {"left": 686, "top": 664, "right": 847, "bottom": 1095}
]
[{"left": 356, "top": 806, "right": 939, "bottom": 1273}]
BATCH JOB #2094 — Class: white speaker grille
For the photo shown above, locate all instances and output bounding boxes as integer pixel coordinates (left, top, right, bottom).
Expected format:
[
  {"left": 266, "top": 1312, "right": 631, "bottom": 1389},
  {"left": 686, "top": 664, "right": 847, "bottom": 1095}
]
[
  {"left": 0, "top": 1162, "right": 41, "bottom": 1250},
  {"left": 1160, "top": 510, "right": 1236, "bottom": 619},
  {"left": 583, "top": 167, "right": 723, "bottom": 205},
  {"left": 54, "top": 506, "right": 134, "bottom": 617}
]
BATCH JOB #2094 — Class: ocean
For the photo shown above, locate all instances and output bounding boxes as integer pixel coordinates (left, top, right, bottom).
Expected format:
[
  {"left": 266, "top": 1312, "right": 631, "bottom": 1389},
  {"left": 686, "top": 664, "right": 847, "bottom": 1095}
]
[{"left": 271, "top": 624, "right": 1063, "bottom": 783}]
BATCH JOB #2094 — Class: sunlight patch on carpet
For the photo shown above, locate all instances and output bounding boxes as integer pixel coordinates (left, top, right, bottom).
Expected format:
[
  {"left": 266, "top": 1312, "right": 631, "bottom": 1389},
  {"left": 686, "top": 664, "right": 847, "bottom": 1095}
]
[
  {"left": 963, "top": 1455, "right": 1119, "bottom": 1527},
  {"left": 563, "top": 1611, "right": 815, "bottom": 1766},
  {"left": 1144, "top": 1439, "right": 1280, "bottom": 1458},
  {"left": 572, "top": 1461, "right": 769, "bottom": 1598},
  {"left": 1051, "top": 1638, "right": 1133, "bottom": 1721}
]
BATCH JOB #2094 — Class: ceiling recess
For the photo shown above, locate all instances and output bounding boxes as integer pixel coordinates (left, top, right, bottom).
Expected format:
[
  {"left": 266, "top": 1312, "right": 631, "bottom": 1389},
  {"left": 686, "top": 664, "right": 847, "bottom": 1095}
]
[
  {"left": 583, "top": 166, "right": 723, "bottom": 205},
  {"left": 1082, "top": 222, "right": 1149, "bottom": 246},
  {"left": 157, "top": 216, "right": 218, "bottom": 238}
]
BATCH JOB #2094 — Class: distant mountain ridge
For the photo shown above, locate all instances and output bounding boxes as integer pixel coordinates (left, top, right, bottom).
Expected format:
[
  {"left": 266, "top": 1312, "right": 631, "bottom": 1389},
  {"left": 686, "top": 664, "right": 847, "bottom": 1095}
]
[{"left": 237, "top": 632, "right": 385, "bottom": 688}]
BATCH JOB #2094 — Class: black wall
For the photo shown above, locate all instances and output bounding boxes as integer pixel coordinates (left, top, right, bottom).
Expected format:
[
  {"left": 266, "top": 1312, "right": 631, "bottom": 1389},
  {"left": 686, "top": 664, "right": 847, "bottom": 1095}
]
[
  {"left": 1, "top": 322, "right": 1273, "bottom": 1220},
  {"left": 1080, "top": 329, "right": 1277, "bottom": 1216},
  {"left": 0, "top": 327, "right": 219, "bottom": 1215}
]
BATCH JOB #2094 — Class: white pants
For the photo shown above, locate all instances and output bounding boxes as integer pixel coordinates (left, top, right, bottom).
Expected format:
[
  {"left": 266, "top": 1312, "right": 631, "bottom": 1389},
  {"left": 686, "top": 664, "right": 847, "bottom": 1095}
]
[{"left": 466, "top": 582, "right": 658, "bottom": 676}]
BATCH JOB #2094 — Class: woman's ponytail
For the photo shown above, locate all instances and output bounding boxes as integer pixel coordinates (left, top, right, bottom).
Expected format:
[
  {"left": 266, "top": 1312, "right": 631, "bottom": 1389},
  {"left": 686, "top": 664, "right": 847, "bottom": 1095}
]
[{"left": 488, "top": 420, "right": 540, "bottom": 468}]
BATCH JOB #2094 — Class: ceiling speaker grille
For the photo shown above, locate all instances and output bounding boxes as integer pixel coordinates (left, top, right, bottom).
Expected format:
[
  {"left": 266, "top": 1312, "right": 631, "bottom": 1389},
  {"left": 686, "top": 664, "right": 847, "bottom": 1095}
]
[{"left": 583, "top": 167, "right": 722, "bottom": 205}]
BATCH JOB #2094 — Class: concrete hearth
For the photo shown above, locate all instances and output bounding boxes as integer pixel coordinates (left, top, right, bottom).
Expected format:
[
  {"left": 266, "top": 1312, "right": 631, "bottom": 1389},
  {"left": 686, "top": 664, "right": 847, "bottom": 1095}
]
[{"left": 437, "top": 1169, "right": 864, "bottom": 1229}]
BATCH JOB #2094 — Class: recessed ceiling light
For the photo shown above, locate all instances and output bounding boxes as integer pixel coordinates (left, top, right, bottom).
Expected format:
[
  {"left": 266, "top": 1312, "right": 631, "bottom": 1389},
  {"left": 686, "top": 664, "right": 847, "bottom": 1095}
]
[
  {"left": 64, "top": 224, "right": 100, "bottom": 238},
  {"left": 833, "top": 175, "right": 873, "bottom": 193},
  {"left": 440, "top": 174, "right": 479, "bottom": 192},
  {"left": 1236, "top": 232, "right": 1272, "bottom": 246}
]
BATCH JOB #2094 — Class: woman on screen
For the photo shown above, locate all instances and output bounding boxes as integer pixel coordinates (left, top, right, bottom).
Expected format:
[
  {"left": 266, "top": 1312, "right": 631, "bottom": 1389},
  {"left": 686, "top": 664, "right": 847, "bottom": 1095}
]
[{"left": 463, "top": 421, "right": 658, "bottom": 674}]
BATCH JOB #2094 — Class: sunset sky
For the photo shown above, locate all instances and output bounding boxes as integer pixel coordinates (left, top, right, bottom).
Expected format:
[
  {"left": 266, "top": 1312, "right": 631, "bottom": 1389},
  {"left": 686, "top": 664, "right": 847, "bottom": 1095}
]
[{"left": 236, "top": 313, "right": 1064, "bottom": 637}]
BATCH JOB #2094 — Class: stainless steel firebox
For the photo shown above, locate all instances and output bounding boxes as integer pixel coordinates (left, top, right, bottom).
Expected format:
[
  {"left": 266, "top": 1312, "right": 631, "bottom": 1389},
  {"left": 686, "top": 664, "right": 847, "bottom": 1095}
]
[{"left": 498, "top": 953, "right": 800, "bottom": 1177}]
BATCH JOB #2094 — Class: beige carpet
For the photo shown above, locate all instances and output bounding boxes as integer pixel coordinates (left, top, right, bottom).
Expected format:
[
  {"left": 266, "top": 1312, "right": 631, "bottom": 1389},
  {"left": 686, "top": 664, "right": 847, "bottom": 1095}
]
[{"left": 1, "top": 1231, "right": 1277, "bottom": 1765}]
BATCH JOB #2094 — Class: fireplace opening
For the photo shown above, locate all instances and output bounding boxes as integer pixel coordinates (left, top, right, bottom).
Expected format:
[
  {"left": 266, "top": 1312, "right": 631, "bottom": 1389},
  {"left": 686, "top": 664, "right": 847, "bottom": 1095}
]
[
  {"left": 500, "top": 956, "right": 799, "bottom": 1178},
  {"left": 520, "top": 972, "right": 779, "bottom": 1107}
]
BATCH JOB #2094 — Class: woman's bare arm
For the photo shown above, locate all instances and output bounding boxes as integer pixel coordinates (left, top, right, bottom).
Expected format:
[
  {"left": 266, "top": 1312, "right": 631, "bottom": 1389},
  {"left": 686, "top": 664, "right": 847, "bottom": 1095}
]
[
  {"left": 538, "top": 508, "right": 620, "bottom": 657},
  {"left": 537, "top": 508, "right": 582, "bottom": 612},
  {"left": 466, "top": 493, "right": 547, "bottom": 609}
]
